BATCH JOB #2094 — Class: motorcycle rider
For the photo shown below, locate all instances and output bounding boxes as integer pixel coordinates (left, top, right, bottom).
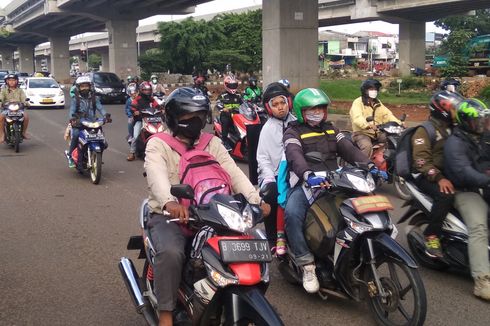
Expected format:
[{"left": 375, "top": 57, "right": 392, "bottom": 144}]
[
  {"left": 127, "top": 81, "right": 160, "bottom": 161},
  {"left": 193, "top": 75, "right": 211, "bottom": 97},
  {"left": 444, "top": 98, "right": 490, "bottom": 301},
  {"left": 125, "top": 85, "right": 138, "bottom": 144},
  {"left": 67, "top": 76, "right": 110, "bottom": 168},
  {"left": 144, "top": 87, "right": 270, "bottom": 326},
  {"left": 243, "top": 76, "right": 262, "bottom": 103},
  {"left": 0, "top": 74, "right": 30, "bottom": 142},
  {"left": 150, "top": 74, "right": 166, "bottom": 96},
  {"left": 257, "top": 82, "right": 296, "bottom": 254},
  {"left": 283, "top": 88, "right": 371, "bottom": 293},
  {"left": 217, "top": 75, "right": 242, "bottom": 150},
  {"left": 411, "top": 91, "right": 463, "bottom": 258},
  {"left": 126, "top": 76, "right": 138, "bottom": 95},
  {"left": 350, "top": 79, "right": 402, "bottom": 157},
  {"left": 440, "top": 78, "right": 461, "bottom": 93}
]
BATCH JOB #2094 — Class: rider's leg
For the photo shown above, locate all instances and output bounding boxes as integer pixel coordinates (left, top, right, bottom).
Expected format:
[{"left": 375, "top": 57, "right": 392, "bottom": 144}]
[
  {"left": 129, "top": 121, "right": 142, "bottom": 158},
  {"left": 22, "top": 111, "right": 30, "bottom": 138},
  {"left": 454, "top": 191, "right": 490, "bottom": 300},
  {"left": 276, "top": 207, "right": 287, "bottom": 255},
  {"left": 69, "top": 128, "right": 80, "bottom": 156},
  {"left": 220, "top": 110, "right": 232, "bottom": 149},
  {"left": 0, "top": 114, "right": 5, "bottom": 142},
  {"left": 352, "top": 132, "right": 373, "bottom": 157}
]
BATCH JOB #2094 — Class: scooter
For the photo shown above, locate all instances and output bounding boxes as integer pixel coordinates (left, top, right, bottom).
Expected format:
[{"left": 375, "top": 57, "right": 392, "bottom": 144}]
[
  {"left": 398, "top": 181, "right": 490, "bottom": 273},
  {"left": 279, "top": 154, "right": 427, "bottom": 326},
  {"left": 134, "top": 107, "right": 165, "bottom": 159},
  {"left": 2, "top": 102, "right": 25, "bottom": 153},
  {"left": 64, "top": 116, "right": 110, "bottom": 184},
  {"left": 213, "top": 102, "right": 261, "bottom": 161},
  {"left": 119, "top": 184, "right": 283, "bottom": 326}
]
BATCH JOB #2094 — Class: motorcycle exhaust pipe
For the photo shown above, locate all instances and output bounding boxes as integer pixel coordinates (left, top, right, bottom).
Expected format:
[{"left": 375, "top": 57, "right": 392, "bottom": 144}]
[{"left": 118, "top": 257, "right": 147, "bottom": 312}]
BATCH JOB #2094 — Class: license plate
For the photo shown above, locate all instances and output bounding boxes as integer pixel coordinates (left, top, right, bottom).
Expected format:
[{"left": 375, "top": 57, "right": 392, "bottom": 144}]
[
  {"left": 147, "top": 117, "right": 162, "bottom": 123},
  {"left": 219, "top": 239, "right": 272, "bottom": 263},
  {"left": 86, "top": 134, "right": 103, "bottom": 140},
  {"left": 7, "top": 111, "right": 23, "bottom": 117},
  {"left": 41, "top": 98, "right": 54, "bottom": 103}
]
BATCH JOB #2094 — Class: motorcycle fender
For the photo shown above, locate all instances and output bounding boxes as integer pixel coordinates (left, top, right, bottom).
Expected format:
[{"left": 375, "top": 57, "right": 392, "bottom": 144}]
[
  {"left": 202, "top": 286, "right": 283, "bottom": 326},
  {"left": 370, "top": 233, "right": 418, "bottom": 268},
  {"left": 89, "top": 143, "right": 102, "bottom": 152}
]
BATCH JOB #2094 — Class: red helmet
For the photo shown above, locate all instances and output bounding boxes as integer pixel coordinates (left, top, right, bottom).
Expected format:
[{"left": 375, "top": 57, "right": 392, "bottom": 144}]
[
  {"left": 429, "top": 90, "right": 464, "bottom": 123},
  {"left": 224, "top": 75, "right": 238, "bottom": 94},
  {"left": 139, "top": 81, "right": 152, "bottom": 95}
]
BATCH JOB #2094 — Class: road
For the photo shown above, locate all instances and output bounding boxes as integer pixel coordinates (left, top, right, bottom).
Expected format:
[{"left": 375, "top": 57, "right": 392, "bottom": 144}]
[{"left": 0, "top": 98, "right": 489, "bottom": 326}]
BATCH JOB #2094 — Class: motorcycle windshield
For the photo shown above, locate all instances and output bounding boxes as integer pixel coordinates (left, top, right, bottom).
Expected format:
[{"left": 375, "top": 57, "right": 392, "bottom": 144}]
[
  {"left": 81, "top": 118, "right": 104, "bottom": 129},
  {"left": 239, "top": 103, "right": 257, "bottom": 121}
]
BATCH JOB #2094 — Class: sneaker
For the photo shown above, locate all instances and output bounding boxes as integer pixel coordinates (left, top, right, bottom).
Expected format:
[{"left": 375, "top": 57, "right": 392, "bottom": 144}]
[
  {"left": 127, "top": 153, "right": 136, "bottom": 161},
  {"left": 276, "top": 237, "right": 287, "bottom": 256},
  {"left": 474, "top": 274, "right": 490, "bottom": 301},
  {"left": 302, "top": 264, "right": 319, "bottom": 293},
  {"left": 68, "top": 157, "right": 75, "bottom": 169},
  {"left": 424, "top": 235, "right": 444, "bottom": 258}
]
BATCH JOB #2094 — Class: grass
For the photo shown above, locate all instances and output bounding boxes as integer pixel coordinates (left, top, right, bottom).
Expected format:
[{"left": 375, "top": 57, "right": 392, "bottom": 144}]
[{"left": 319, "top": 79, "right": 431, "bottom": 105}]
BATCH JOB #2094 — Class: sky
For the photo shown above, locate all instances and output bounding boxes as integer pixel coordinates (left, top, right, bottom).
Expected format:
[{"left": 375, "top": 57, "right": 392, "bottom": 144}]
[{"left": 1, "top": 0, "right": 447, "bottom": 35}]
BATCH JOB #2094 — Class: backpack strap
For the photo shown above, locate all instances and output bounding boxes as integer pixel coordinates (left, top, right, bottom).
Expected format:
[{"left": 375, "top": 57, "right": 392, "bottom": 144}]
[
  {"left": 151, "top": 132, "right": 214, "bottom": 155},
  {"left": 420, "top": 121, "right": 437, "bottom": 147},
  {"left": 194, "top": 133, "right": 214, "bottom": 151}
]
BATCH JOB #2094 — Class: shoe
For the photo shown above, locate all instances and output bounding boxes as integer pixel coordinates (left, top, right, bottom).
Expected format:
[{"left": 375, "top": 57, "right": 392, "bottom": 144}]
[
  {"left": 127, "top": 153, "right": 136, "bottom": 161},
  {"left": 302, "top": 264, "right": 320, "bottom": 293},
  {"left": 276, "top": 237, "right": 287, "bottom": 256},
  {"left": 424, "top": 235, "right": 444, "bottom": 258},
  {"left": 68, "top": 157, "right": 75, "bottom": 169},
  {"left": 474, "top": 274, "right": 490, "bottom": 301}
]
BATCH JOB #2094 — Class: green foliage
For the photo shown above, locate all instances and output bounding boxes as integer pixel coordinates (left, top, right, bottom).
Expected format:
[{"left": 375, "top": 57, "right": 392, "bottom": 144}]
[
  {"left": 0, "top": 27, "right": 11, "bottom": 38},
  {"left": 439, "top": 30, "right": 475, "bottom": 77},
  {"left": 204, "top": 49, "right": 252, "bottom": 72},
  {"left": 435, "top": 9, "right": 490, "bottom": 36},
  {"left": 480, "top": 86, "right": 490, "bottom": 102},
  {"left": 388, "top": 77, "right": 425, "bottom": 90},
  {"left": 138, "top": 48, "right": 168, "bottom": 79},
  {"left": 88, "top": 53, "right": 101, "bottom": 69}
]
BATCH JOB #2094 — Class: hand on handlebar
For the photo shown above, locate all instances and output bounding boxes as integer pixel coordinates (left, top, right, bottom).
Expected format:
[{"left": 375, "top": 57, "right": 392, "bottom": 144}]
[
  {"left": 105, "top": 114, "right": 112, "bottom": 123},
  {"left": 133, "top": 111, "right": 140, "bottom": 116},
  {"left": 369, "top": 167, "right": 388, "bottom": 181},
  {"left": 306, "top": 174, "right": 331, "bottom": 188},
  {"left": 164, "top": 201, "right": 189, "bottom": 224},
  {"left": 260, "top": 201, "right": 271, "bottom": 218}
]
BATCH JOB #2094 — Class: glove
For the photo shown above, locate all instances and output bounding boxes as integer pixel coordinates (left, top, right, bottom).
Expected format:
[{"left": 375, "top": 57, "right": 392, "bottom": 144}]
[
  {"left": 370, "top": 167, "right": 388, "bottom": 181},
  {"left": 306, "top": 174, "right": 327, "bottom": 188},
  {"left": 259, "top": 181, "right": 278, "bottom": 204},
  {"left": 105, "top": 114, "right": 112, "bottom": 123}
]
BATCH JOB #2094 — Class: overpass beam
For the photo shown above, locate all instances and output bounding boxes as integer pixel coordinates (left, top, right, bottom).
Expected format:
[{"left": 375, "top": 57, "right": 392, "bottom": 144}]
[
  {"left": 106, "top": 20, "right": 138, "bottom": 78},
  {"left": 18, "top": 44, "right": 35, "bottom": 75},
  {"left": 262, "top": 0, "right": 319, "bottom": 92},
  {"left": 0, "top": 49, "right": 15, "bottom": 70},
  {"left": 49, "top": 35, "right": 71, "bottom": 83},
  {"left": 399, "top": 21, "right": 426, "bottom": 76}
]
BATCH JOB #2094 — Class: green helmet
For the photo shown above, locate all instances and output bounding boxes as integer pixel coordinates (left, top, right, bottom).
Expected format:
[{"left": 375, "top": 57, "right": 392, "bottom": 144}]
[
  {"left": 456, "top": 98, "right": 490, "bottom": 134},
  {"left": 293, "top": 88, "right": 331, "bottom": 123}
]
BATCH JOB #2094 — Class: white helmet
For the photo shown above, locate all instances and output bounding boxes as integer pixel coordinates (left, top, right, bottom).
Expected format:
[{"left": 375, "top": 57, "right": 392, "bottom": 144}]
[{"left": 75, "top": 75, "right": 92, "bottom": 86}]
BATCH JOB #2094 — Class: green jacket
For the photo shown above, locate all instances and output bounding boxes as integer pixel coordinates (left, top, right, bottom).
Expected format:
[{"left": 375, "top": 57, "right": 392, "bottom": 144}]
[{"left": 243, "top": 86, "right": 262, "bottom": 102}]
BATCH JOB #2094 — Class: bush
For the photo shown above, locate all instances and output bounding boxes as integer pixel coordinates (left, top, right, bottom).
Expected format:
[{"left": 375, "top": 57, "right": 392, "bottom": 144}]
[
  {"left": 388, "top": 77, "right": 425, "bottom": 90},
  {"left": 480, "top": 85, "right": 490, "bottom": 102}
]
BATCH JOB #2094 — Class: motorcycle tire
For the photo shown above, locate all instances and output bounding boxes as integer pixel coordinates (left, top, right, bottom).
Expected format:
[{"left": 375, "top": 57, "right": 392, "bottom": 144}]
[
  {"left": 14, "top": 130, "right": 21, "bottom": 153},
  {"left": 393, "top": 175, "right": 413, "bottom": 201},
  {"left": 206, "top": 110, "right": 213, "bottom": 124},
  {"left": 364, "top": 258, "right": 427, "bottom": 326},
  {"left": 278, "top": 260, "right": 301, "bottom": 285},
  {"left": 90, "top": 151, "right": 102, "bottom": 184}
]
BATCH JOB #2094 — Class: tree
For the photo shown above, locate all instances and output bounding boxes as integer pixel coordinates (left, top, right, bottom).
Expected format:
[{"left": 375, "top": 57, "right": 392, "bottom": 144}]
[
  {"left": 138, "top": 48, "right": 168, "bottom": 79},
  {"left": 435, "top": 9, "right": 490, "bottom": 36},
  {"left": 88, "top": 53, "right": 101, "bottom": 70},
  {"left": 439, "top": 29, "right": 475, "bottom": 77},
  {"left": 204, "top": 49, "right": 252, "bottom": 72}
]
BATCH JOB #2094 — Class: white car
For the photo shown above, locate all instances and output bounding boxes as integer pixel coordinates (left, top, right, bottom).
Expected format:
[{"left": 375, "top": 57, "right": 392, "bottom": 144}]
[{"left": 23, "top": 77, "right": 65, "bottom": 109}]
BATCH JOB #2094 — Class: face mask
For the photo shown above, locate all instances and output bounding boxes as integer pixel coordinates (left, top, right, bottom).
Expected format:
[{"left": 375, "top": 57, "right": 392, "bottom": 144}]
[
  {"left": 79, "top": 88, "right": 90, "bottom": 97},
  {"left": 177, "top": 116, "right": 203, "bottom": 140},
  {"left": 447, "top": 85, "right": 455, "bottom": 93},
  {"left": 304, "top": 111, "right": 324, "bottom": 125},
  {"left": 368, "top": 90, "right": 378, "bottom": 99},
  {"left": 152, "top": 79, "right": 157, "bottom": 84}
]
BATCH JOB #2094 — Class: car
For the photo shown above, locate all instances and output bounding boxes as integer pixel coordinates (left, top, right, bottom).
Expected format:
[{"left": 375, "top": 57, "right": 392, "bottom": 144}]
[
  {"left": 23, "top": 77, "right": 65, "bottom": 109},
  {"left": 0, "top": 70, "right": 10, "bottom": 88},
  {"left": 88, "top": 72, "right": 126, "bottom": 104}
]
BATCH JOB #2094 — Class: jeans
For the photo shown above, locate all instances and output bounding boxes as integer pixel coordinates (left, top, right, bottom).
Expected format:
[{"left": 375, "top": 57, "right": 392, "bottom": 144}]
[
  {"left": 454, "top": 191, "right": 490, "bottom": 278},
  {"left": 284, "top": 186, "right": 314, "bottom": 266},
  {"left": 130, "top": 121, "right": 142, "bottom": 154},
  {"left": 127, "top": 117, "right": 134, "bottom": 139},
  {"left": 69, "top": 127, "right": 80, "bottom": 156},
  {"left": 352, "top": 131, "right": 387, "bottom": 158}
]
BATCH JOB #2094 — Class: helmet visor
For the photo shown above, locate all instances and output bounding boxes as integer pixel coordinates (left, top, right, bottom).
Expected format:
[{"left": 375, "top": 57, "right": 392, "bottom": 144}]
[{"left": 227, "top": 82, "right": 238, "bottom": 90}]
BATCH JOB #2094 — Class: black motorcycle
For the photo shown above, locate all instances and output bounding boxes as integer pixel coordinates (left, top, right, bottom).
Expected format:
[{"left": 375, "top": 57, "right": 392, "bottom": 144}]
[
  {"left": 279, "top": 155, "right": 427, "bottom": 326},
  {"left": 120, "top": 185, "right": 283, "bottom": 326},
  {"left": 3, "top": 102, "right": 25, "bottom": 152}
]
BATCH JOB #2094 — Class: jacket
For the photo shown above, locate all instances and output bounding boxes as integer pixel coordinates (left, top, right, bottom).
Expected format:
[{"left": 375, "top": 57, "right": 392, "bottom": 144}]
[
  {"left": 0, "top": 87, "right": 27, "bottom": 106},
  {"left": 243, "top": 86, "right": 262, "bottom": 102},
  {"left": 69, "top": 93, "right": 106, "bottom": 120},
  {"left": 217, "top": 92, "right": 242, "bottom": 111},
  {"left": 257, "top": 113, "right": 296, "bottom": 186},
  {"left": 350, "top": 96, "right": 401, "bottom": 138},
  {"left": 283, "top": 120, "right": 370, "bottom": 188},
  {"left": 125, "top": 97, "right": 133, "bottom": 118},
  {"left": 411, "top": 117, "right": 451, "bottom": 182},
  {"left": 144, "top": 132, "right": 261, "bottom": 214},
  {"left": 444, "top": 127, "right": 490, "bottom": 190},
  {"left": 131, "top": 95, "right": 159, "bottom": 121}
]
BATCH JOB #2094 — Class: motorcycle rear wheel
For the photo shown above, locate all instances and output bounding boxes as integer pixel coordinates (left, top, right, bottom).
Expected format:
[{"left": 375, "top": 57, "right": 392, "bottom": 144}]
[
  {"left": 365, "top": 258, "right": 427, "bottom": 326},
  {"left": 90, "top": 151, "right": 102, "bottom": 184},
  {"left": 393, "top": 175, "right": 412, "bottom": 201},
  {"left": 14, "top": 130, "right": 21, "bottom": 153}
]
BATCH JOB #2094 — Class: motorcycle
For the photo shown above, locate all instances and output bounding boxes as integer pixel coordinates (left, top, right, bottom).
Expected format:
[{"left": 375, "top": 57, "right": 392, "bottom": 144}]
[
  {"left": 398, "top": 181, "right": 490, "bottom": 273},
  {"left": 213, "top": 101, "right": 261, "bottom": 161},
  {"left": 278, "top": 154, "right": 427, "bottom": 326},
  {"left": 341, "top": 114, "right": 412, "bottom": 200},
  {"left": 153, "top": 92, "right": 166, "bottom": 107},
  {"left": 134, "top": 107, "right": 165, "bottom": 159},
  {"left": 119, "top": 184, "right": 283, "bottom": 326},
  {"left": 2, "top": 102, "right": 25, "bottom": 153},
  {"left": 64, "top": 116, "right": 109, "bottom": 184},
  {"left": 248, "top": 101, "right": 268, "bottom": 124}
]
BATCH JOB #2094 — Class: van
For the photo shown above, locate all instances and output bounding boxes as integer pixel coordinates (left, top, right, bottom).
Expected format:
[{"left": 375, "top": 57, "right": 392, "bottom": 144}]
[{"left": 88, "top": 72, "right": 126, "bottom": 104}]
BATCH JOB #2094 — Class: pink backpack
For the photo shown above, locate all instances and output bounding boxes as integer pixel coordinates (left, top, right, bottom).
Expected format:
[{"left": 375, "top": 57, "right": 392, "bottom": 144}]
[{"left": 152, "top": 133, "right": 232, "bottom": 207}]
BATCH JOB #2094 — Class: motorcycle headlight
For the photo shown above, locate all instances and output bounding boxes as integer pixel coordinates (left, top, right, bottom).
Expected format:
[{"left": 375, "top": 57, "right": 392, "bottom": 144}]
[
  {"left": 217, "top": 204, "right": 253, "bottom": 233},
  {"left": 204, "top": 262, "right": 238, "bottom": 287},
  {"left": 8, "top": 103, "right": 20, "bottom": 111},
  {"left": 346, "top": 218, "right": 373, "bottom": 234},
  {"left": 346, "top": 173, "right": 375, "bottom": 193},
  {"left": 82, "top": 121, "right": 102, "bottom": 128}
]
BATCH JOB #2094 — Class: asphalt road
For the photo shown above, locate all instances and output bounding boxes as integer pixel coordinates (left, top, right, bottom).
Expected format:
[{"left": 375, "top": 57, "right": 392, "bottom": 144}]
[{"left": 0, "top": 98, "right": 489, "bottom": 326}]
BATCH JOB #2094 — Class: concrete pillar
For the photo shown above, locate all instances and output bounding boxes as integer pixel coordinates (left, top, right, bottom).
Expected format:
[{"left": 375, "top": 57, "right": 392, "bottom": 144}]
[
  {"left": 107, "top": 20, "right": 138, "bottom": 78},
  {"left": 399, "top": 21, "right": 426, "bottom": 76},
  {"left": 100, "top": 51, "right": 109, "bottom": 72},
  {"left": 262, "top": 0, "right": 318, "bottom": 93},
  {"left": 49, "top": 35, "right": 70, "bottom": 83},
  {"left": 18, "top": 44, "right": 35, "bottom": 74},
  {"left": 0, "top": 49, "right": 15, "bottom": 70}
]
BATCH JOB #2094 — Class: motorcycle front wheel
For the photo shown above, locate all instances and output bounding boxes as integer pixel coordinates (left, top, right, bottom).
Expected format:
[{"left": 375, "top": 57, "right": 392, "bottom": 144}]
[
  {"left": 393, "top": 175, "right": 412, "bottom": 201},
  {"left": 364, "top": 258, "right": 427, "bottom": 326},
  {"left": 206, "top": 109, "right": 213, "bottom": 124},
  {"left": 90, "top": 151, "right": 102, "bottom": 184},
  {"left": 14, "top": 129, "right": 21, "bottom": 153}
]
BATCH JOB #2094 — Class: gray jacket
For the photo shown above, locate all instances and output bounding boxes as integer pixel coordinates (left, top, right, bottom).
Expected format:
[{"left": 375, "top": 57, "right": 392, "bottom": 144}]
[{"left": 257, "top": 113, "right": 296, "bottom": 186}]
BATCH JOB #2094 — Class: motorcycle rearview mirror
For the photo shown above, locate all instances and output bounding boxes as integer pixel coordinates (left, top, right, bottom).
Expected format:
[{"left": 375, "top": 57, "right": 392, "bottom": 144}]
[
  {"left": 305, "top": 151, "right": 324, "bottom": 164},
  {"left": 366, "top": 116, "right": 374, "bottom": 122},
  {"left": 170, "top": 184, "right": 195, "bottom": 200}
]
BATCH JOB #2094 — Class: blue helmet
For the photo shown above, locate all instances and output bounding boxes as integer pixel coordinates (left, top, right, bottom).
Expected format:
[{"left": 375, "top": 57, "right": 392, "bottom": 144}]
[{"left": 278, "top": 79, "right": 290, "bottom": 89}]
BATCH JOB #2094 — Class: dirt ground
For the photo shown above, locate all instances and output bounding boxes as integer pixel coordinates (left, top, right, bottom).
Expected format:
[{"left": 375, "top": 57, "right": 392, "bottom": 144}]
[{"left": 331, "top": 101, "right": 430, "bottom": 121}]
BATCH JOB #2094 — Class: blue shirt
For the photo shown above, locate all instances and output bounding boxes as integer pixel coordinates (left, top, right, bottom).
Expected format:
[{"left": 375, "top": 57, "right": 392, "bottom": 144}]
[
  {"left": 69, "top": 95, "right": 106, "bottom": 119},
  {"left": 125, "top": 97, "right": 133, "bottom": 118}
]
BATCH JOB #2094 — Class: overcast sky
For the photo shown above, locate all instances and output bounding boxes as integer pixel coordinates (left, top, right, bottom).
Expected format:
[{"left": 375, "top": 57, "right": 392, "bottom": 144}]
[{"left": 2, "top": 0, "right": 447, "bottom": 35}]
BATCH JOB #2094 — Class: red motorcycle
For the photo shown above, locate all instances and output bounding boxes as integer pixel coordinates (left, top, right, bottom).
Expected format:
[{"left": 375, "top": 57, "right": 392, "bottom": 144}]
[
  {"left": 135, "top": 107, "right": 165, "bottom": 158},
  {"left": 213, "top": 102, "right": 261, "bottom": 161}
]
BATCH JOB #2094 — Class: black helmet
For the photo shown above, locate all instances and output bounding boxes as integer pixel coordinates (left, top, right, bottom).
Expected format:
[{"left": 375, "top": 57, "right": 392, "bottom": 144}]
[
  {"left": 429, "top": 91, "right": 464, "bottom": 123},
  {"left": 456, "top": 98, "right": 490, "bottom": 134},
  {"left": 360, "top": 79, "right": 381, "bottom": 95},
  {"left": 249, "top": 76, "right": 258, "bottom": 88},
  {"left": 4, "top": 73, "right": 18, "bottom": 82},
  {"left": 262, "top": 82, "right": 292, "bottom": 115},
  {"left": 440, "top": 78, "right": 461, "bottom": 92},
  {"left": 165, "top": 87, "right": 210, "bottom": 132}
]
